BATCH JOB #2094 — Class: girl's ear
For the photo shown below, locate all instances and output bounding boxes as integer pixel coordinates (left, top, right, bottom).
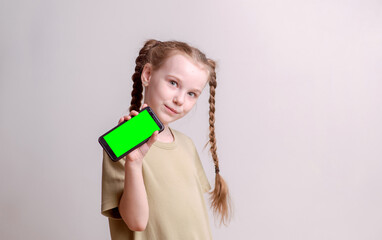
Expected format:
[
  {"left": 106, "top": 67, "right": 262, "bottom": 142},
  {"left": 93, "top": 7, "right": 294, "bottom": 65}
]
[{"left": 141, "top": 63, "right": 152, "bottom": 87}]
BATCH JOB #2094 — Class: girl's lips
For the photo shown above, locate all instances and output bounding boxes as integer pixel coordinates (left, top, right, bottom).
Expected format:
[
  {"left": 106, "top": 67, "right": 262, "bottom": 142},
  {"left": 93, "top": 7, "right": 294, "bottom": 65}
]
[{"left": 165, "top": 105, "right": 178, "bottom": 114}]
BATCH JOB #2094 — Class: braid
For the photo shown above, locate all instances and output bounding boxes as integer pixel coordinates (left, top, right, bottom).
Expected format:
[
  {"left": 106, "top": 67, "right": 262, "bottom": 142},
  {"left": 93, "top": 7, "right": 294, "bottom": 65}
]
[
  {"left": 129, "top": 39, "right": 160, "bottom": 112},
  {"left": 204, "top": 59, "right": 232, "bottom": 226},
  {"left": 207, "top": 74, "right": 219, "bottom": 173}
]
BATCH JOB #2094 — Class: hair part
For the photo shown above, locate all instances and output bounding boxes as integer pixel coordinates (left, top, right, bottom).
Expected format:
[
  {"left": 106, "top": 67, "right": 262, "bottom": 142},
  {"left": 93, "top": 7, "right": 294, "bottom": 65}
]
[{"left": 130, "top": 39, "right": 232, "bottom": 225}]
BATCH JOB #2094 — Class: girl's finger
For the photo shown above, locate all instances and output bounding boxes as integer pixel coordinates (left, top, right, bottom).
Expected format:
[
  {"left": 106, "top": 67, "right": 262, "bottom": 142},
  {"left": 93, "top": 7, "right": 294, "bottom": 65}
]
[
  {"left": 119, "top": 115, "right": 131, "bottom": 124},
  {"left": 146, "top": 131, "right": 159, "bottom": 148},
  {"left": 141, "top": 103, "right": 148, "bottom": 110},
  {"left": 130, "top": 110, "right": 139, "bottom": 116}
]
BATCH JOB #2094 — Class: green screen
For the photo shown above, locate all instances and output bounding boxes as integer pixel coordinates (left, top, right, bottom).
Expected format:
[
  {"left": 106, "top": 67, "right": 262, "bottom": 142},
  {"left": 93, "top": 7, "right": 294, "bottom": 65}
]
[{"left": 103, "top": 109, "right": 160, "bottom": 157}]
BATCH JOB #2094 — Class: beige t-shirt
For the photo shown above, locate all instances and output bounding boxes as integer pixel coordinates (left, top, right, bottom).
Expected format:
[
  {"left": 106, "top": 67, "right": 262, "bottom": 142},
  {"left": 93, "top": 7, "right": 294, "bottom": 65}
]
[{"left": 101, "top": 127, "right": 212, "bottom": 240}]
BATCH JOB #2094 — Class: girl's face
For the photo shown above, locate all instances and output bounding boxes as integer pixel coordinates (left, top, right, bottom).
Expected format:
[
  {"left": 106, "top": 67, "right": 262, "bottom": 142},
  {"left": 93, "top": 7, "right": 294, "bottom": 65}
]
[{"left": 142, "top": 53, "right": 209, "bottom": 126}]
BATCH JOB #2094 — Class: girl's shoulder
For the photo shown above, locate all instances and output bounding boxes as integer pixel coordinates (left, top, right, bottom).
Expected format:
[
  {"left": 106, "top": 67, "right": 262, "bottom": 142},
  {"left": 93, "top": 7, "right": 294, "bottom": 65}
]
[
  {"left": 170, "top": 127, "right": 196, "bottom": 148},
  {"left": 169, "top": 128, "right": 201, "bottom": 161}
]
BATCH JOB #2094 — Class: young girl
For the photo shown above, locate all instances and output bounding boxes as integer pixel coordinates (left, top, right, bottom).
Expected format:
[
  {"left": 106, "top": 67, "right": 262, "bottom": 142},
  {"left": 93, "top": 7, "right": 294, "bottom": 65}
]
[{"left": 101, "top": 39, "right": 231, "bottom": 239}]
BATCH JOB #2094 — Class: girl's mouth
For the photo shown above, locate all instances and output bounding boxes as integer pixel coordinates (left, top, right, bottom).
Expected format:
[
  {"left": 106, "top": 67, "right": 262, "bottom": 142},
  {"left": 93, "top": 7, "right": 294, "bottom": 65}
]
[{"left": 165, "top": 105, "right": 178, "bottom": 114}]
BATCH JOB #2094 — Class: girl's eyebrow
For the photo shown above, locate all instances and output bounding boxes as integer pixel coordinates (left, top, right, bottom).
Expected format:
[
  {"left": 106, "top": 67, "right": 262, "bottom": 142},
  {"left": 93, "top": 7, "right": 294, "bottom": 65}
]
[
  {"left": 167, "top": 74, "right": 180, "bottom": 81},
  {"left": 166, "top": 74, "right": 202, "bottom": 93}
]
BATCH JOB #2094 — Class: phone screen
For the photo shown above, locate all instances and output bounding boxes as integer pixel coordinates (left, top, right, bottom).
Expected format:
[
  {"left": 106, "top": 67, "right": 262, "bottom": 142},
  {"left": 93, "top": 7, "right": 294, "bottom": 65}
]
[{"left": 101, "top": 108, "right": 161, "bottom": 159}]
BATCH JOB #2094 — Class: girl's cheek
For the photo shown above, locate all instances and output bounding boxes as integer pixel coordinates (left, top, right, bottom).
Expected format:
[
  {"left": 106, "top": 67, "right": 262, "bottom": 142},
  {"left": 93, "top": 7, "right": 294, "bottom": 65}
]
[{"left": 187, "top": 101, "right": 196, "bottom": 110}]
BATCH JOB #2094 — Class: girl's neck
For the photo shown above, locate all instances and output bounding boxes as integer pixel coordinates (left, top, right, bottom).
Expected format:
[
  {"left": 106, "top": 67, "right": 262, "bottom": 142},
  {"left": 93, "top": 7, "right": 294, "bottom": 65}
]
[{"left": 156, "top": 125, "right": 174, "bottom": 143}]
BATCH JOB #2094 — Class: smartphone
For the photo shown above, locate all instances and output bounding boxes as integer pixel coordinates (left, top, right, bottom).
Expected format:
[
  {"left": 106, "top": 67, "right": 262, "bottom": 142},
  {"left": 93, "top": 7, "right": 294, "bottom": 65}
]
[{"left": 98, "top": 106, "right": 164, "bottom": 162}]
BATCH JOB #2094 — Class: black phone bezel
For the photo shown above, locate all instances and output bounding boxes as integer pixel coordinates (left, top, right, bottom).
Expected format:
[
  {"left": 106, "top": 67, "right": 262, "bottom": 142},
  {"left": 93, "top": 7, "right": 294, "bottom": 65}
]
[{"left": 98, "top": 106, "right": 164, "bottom": 162}]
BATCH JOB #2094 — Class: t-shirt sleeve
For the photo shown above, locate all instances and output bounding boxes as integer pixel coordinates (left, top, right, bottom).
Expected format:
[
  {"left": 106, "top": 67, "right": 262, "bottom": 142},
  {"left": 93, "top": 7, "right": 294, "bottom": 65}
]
[
  {"left": 191, "top": 142, "right": 212, "bottom": 193},
  {"left": 101, "top": 150, "right": 125, "bottom": 219}
]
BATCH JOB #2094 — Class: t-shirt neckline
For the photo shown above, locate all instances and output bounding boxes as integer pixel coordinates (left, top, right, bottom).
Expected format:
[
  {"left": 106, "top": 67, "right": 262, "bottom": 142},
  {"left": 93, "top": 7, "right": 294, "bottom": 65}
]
[{"left": 153, "top": 126, "right": 177, "bottom": 149}]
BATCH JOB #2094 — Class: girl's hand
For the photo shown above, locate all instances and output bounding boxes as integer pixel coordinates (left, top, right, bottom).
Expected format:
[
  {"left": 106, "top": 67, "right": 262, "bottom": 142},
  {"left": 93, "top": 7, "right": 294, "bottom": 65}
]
[{"left": 118, "top": 103, "right": 159, "bottom": 167}]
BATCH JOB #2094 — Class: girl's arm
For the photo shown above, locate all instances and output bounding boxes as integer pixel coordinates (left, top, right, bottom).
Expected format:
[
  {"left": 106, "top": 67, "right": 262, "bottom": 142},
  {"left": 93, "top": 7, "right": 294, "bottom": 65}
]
[
  {"left": 117, "top": 103, "right": 158, "bottom": 231},
  {"left": 119, "top": 160, "right": 149, "bottom": 231}
]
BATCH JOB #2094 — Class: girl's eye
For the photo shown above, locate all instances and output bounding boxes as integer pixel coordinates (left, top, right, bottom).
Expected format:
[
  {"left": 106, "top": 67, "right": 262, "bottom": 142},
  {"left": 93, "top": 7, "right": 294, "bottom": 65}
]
[
  {"left": 188, "top": 92, "right": 196, "bottom": 97},
  {"left": 170, "top": 80, "right": 178, "bottom": 86}
]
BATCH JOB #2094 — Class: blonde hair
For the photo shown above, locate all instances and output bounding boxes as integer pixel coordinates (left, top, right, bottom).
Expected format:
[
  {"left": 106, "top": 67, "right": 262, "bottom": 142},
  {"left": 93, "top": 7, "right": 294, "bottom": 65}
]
[{"left": 129, "top": 39, "right": 232, "bottom": 225}]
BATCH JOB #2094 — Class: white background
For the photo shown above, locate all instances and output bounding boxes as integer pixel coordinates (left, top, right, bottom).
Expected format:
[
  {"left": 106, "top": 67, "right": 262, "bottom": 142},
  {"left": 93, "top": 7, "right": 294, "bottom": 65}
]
[{"left": 1, "top": 0, "right": 381, "bottom": 239}]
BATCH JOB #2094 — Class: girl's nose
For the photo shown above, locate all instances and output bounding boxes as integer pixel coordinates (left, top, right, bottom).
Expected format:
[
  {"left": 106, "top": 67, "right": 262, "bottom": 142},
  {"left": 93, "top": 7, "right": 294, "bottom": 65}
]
[{"left": 173, "top": 92, "right": 185, "bottom": 105}]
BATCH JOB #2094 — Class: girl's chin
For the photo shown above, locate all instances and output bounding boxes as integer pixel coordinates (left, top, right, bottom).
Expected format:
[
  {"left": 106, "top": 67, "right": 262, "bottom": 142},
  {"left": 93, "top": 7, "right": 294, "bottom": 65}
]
[
  {"left": 160, "top": 116, "right": 180, "bottom": 127},
  {"left": 160, "top": 118, "right": 173, "bottom": 126},
  {"left": 156, "top": 114, "right": 171, "bottom": 126}
]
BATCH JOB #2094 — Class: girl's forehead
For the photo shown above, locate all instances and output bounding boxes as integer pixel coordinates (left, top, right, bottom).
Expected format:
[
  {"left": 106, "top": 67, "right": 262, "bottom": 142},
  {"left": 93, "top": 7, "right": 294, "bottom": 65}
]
[{"left": 159, "top": 53, "right": 209, "bottom": 85}]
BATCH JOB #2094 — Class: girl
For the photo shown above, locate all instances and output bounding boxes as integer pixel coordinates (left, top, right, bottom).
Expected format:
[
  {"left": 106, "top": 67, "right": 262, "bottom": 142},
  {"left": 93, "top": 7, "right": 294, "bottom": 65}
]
[{"left": 101, "top": 39, "right": 231, "bottom": 239}]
